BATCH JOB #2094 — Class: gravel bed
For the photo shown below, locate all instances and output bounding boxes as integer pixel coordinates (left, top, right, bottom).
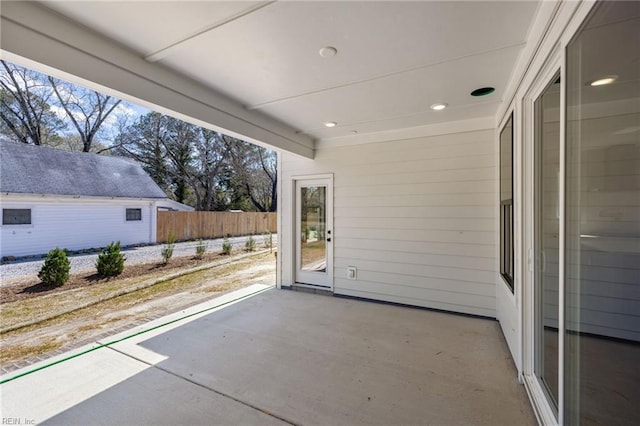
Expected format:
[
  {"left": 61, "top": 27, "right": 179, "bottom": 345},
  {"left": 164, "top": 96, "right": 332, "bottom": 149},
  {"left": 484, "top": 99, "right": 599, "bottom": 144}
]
[{"left": 0, "top": 235, "right": 276, "bottom": 283}]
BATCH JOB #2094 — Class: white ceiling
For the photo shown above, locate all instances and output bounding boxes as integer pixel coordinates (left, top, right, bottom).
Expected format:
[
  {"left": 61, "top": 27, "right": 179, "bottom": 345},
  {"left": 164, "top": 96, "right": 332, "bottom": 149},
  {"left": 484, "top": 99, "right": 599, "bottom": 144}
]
[{"left": 39, "top": 0, "right": 541, "bottom": 144}]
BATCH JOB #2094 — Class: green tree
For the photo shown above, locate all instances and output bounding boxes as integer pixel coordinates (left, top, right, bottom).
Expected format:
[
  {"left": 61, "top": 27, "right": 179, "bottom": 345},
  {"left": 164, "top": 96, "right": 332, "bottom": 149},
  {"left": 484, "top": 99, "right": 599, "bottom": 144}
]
[
  {"left": 163, "top": 117, "right": 196, "bottom": 204},
  {"left": 114, "top": 112, "right": 172, "bottom": 195},
  {"left": 96, "top": 241, "right": 126, "bottom": 278},
  {"left": 38, "top": 248, "right": 71, "bottom": 287},
  {"left": 115, "top": 113, "right": 277, "bottom": 212},
  {"left": 116, "top": 113, "right": 219, "bottom": 209},
  {"left": 193, "top": 129, "right": 228, "bottom": 211}
]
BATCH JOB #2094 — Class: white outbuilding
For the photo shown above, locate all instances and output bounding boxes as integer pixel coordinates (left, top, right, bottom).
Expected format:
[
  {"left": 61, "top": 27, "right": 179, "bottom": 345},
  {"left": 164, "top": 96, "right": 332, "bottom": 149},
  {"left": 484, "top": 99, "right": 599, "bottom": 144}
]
[{"left": 0, "top": 140, "right": 192, "bottom": 258}]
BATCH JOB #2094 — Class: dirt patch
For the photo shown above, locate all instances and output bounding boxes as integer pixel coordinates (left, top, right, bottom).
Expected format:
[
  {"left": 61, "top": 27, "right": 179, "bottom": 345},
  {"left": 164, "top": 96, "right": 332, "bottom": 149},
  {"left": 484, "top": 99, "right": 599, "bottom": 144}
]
[
  {"left": 1, "top": 251, "right": 233, "bottom": 304},
  {"left": 0, "top": 251, "right": 275, "bottom": 371}
]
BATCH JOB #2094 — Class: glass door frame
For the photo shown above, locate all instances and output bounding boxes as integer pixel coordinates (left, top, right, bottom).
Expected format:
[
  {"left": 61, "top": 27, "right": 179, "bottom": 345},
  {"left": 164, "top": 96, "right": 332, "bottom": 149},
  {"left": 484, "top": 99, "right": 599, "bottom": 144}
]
[
  {"left": 499, "top": 2, "right": 601, "bottom": 424},
  {"left": 522, "top": 47, "right": 565, "bottom": 426},
  {"left": 533, "top": 69, "right": 562, "bottom": 416},
  {"left": 292, "top": 174, "right": 334, "bottom": 290}
]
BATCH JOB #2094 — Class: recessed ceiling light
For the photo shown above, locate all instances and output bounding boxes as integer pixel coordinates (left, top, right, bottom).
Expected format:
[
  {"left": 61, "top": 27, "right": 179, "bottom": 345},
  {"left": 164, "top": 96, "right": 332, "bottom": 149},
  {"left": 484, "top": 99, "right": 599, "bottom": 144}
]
[
  {"left": 324, "top": 121, "right": 337, "bottom": 128},
  {"left": 471, "top": 87, "right": 495, "bottom": 97},
  {"left": 319, "top": 46, "right": 338, "bottom": 58},
  {"left": 588, "top": 75, "right": 617, "bottom": 86},
  {"left": 430, "top": 103, "right": 447, "bottom": 111}
]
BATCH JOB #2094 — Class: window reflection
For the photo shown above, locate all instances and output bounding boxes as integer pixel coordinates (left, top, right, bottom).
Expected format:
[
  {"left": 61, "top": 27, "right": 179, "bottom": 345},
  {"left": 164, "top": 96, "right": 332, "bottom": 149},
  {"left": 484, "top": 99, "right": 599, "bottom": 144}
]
[
  {"left": 300, "top": 186, "right": 327, "bottom": 272},
  {"left": 565, "top": 2, "right": 640, "bottom": 424},
  {"left": 500, "top": 114, "right": 514, "bottom": 290},
  {"left": 534, "top": 73, "right": 561, "bottom": 414}
]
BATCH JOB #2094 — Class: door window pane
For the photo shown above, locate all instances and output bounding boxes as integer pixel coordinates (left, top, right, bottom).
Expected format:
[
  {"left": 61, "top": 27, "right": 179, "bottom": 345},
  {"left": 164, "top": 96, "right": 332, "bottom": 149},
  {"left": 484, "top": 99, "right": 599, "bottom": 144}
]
[
  {"left": 534, "top": 72, "right": 561, "bottom": 414},
  {"left": 300, "top": 186, "right": 326, "bottom": 272},
  {"left": 565, "top": 2, "right": 640, "bottom": 424}
]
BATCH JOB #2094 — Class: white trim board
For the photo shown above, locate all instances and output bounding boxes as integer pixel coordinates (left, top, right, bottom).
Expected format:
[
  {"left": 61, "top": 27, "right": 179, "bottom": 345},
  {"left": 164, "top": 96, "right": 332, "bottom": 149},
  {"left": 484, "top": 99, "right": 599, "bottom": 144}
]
[{"left": 317, "top": 117, "right": 494, "bottom": 149}]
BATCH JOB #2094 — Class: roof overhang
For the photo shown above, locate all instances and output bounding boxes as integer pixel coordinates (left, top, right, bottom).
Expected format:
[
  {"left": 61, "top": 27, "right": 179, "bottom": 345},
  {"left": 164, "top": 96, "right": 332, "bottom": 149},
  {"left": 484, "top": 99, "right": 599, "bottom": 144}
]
[
  {"left": 0, "top": 1, "right": 315, "bottom": 159},
  {"left": 0, "top": 1, "right": 547, "bottom": 155},
  {"left": 1, "top": 192, "right": 167, "bottom": 203}
]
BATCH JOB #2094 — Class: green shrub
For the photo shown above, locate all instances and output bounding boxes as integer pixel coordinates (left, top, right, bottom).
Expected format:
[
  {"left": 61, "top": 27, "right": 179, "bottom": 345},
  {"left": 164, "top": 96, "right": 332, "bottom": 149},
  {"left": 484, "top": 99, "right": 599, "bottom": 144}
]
[
  {"left": 38, "top": 247, "right": 70, "bottom": 287},
  {"left": 263, "top": 231, "right": 273, "bottom": 251},
  {"left": 195, "top": 239, "right": 206, "bottom": 258},
  {"left": 244, "top": 235, "right": 256, "bottom": 252},
  {"left": 96, "top": 241, "right": 125, "bottom": 278},
  {"left": 221, "top": 237, "right": 232, "bottom": 255},
  {"left": 161, "top": 234, "right": 175, "bottom": 265}
]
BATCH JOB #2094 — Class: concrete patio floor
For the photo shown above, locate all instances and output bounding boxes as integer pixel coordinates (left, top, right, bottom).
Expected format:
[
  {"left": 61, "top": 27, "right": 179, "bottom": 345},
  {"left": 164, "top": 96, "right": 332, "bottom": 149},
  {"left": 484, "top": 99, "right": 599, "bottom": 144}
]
[{"left": 1, "top": 285, "right": 535, "bottom": 425}]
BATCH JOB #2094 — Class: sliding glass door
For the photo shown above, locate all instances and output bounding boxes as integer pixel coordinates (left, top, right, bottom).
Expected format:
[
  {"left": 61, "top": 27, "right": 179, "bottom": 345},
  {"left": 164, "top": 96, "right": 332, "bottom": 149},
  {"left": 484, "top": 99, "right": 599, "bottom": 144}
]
[
  {"left": 564, "top": 2, "right": 640, "bottom": 424},
  {"left": 523, "top": 3, "right": 639, "bottom": 423}
]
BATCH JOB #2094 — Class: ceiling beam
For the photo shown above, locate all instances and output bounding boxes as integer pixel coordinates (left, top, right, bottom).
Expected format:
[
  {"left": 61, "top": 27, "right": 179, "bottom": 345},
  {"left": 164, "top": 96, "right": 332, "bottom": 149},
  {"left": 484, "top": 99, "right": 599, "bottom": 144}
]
[
  {"left": 317, "top": 116, "right": 495, "bottom": 149},
  {"left": 247, "top": 42, "right": 526, "bottom": 112},
  {"left": 0, "top": 1, "right": 314, "bottom": 159},
  {"left": 145, "top": 1, "right": 277, "bottom": 63}
]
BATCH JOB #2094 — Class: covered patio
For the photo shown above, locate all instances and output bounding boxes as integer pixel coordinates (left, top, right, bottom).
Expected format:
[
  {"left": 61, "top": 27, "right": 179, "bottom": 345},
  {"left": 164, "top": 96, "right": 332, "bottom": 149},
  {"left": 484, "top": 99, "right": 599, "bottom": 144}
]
[
  {"left": 2, "top": 1, "right": 638, "bottom": 423},
  {"left": 2, "top": 286, "right": 534, "bottom": 425}
]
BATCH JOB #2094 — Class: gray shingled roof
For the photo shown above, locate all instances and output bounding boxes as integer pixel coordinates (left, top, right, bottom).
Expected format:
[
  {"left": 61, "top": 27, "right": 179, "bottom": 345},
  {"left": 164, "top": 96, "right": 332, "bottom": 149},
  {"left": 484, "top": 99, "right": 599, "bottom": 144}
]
[{"left": 0, "top": 140, "right": 167, "bottom": 199}]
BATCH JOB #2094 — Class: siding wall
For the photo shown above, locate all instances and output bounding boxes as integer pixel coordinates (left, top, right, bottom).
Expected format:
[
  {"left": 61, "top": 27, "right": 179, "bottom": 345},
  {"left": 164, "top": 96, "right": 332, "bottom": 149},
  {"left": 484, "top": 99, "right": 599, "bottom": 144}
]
[
  {"left": 0, "top": 197, "right": 155, "bottom": 257},
  {"left": 281, "top": 128, "right": 497, "bottom": 317}
]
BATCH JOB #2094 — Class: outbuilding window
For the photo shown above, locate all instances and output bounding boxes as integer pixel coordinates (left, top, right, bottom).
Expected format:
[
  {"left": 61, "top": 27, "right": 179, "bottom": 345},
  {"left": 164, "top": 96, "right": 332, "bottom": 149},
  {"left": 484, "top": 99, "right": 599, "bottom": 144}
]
[
  {"left": 2, "top": 208, "right": 32, "bottom": 225},
  {"left": 126, "top": 208, "right": 142, "bottom": 221}
]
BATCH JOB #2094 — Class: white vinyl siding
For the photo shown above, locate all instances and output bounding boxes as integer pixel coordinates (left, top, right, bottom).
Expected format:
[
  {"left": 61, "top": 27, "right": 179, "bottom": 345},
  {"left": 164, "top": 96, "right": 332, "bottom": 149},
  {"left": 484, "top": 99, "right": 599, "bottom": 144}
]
[
  {"left": 0, "top": 198, "right": 153, "bottom": 257},
  {"left": 281, "top": 128, "right": 497, "bottom": 317}
]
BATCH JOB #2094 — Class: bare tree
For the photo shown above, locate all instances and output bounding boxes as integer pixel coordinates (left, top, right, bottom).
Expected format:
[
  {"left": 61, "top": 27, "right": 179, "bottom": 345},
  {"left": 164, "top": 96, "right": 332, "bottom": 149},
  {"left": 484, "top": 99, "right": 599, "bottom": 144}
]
[
  {"left": 48, "top": 76, "right": 121, "bottom": 152},
  {"left": 224, "top": 138, "right": 277, "bottom": 212},
  {"left": 46, "top": 134, "right": 111, "bottom": 154},
  {"left": 0, "top": 60, "right": 65, "bottom": 145}
]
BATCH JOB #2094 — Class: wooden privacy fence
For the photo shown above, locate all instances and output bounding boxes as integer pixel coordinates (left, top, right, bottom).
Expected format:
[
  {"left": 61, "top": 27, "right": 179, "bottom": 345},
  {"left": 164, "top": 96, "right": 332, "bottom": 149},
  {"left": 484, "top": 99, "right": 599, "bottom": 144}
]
[{"left": 157, "top": 211, "right": 276, "bottom": 243}]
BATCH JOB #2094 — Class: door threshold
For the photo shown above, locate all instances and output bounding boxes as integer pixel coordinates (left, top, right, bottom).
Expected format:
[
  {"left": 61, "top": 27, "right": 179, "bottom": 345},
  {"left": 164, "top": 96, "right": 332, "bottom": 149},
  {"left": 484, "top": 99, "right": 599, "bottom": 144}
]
[{"left": 290, "top": 283, "right": 333, "bottom": 296}]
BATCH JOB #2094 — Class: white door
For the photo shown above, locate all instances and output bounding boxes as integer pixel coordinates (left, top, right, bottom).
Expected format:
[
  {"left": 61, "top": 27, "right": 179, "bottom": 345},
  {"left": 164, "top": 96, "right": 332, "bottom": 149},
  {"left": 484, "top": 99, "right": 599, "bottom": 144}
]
[
  {"left": 295, "top": 177, "right": 333, "bottom": 288},
  {"left": 522, "top": 57, "right": 563, "bottom": 425}
]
